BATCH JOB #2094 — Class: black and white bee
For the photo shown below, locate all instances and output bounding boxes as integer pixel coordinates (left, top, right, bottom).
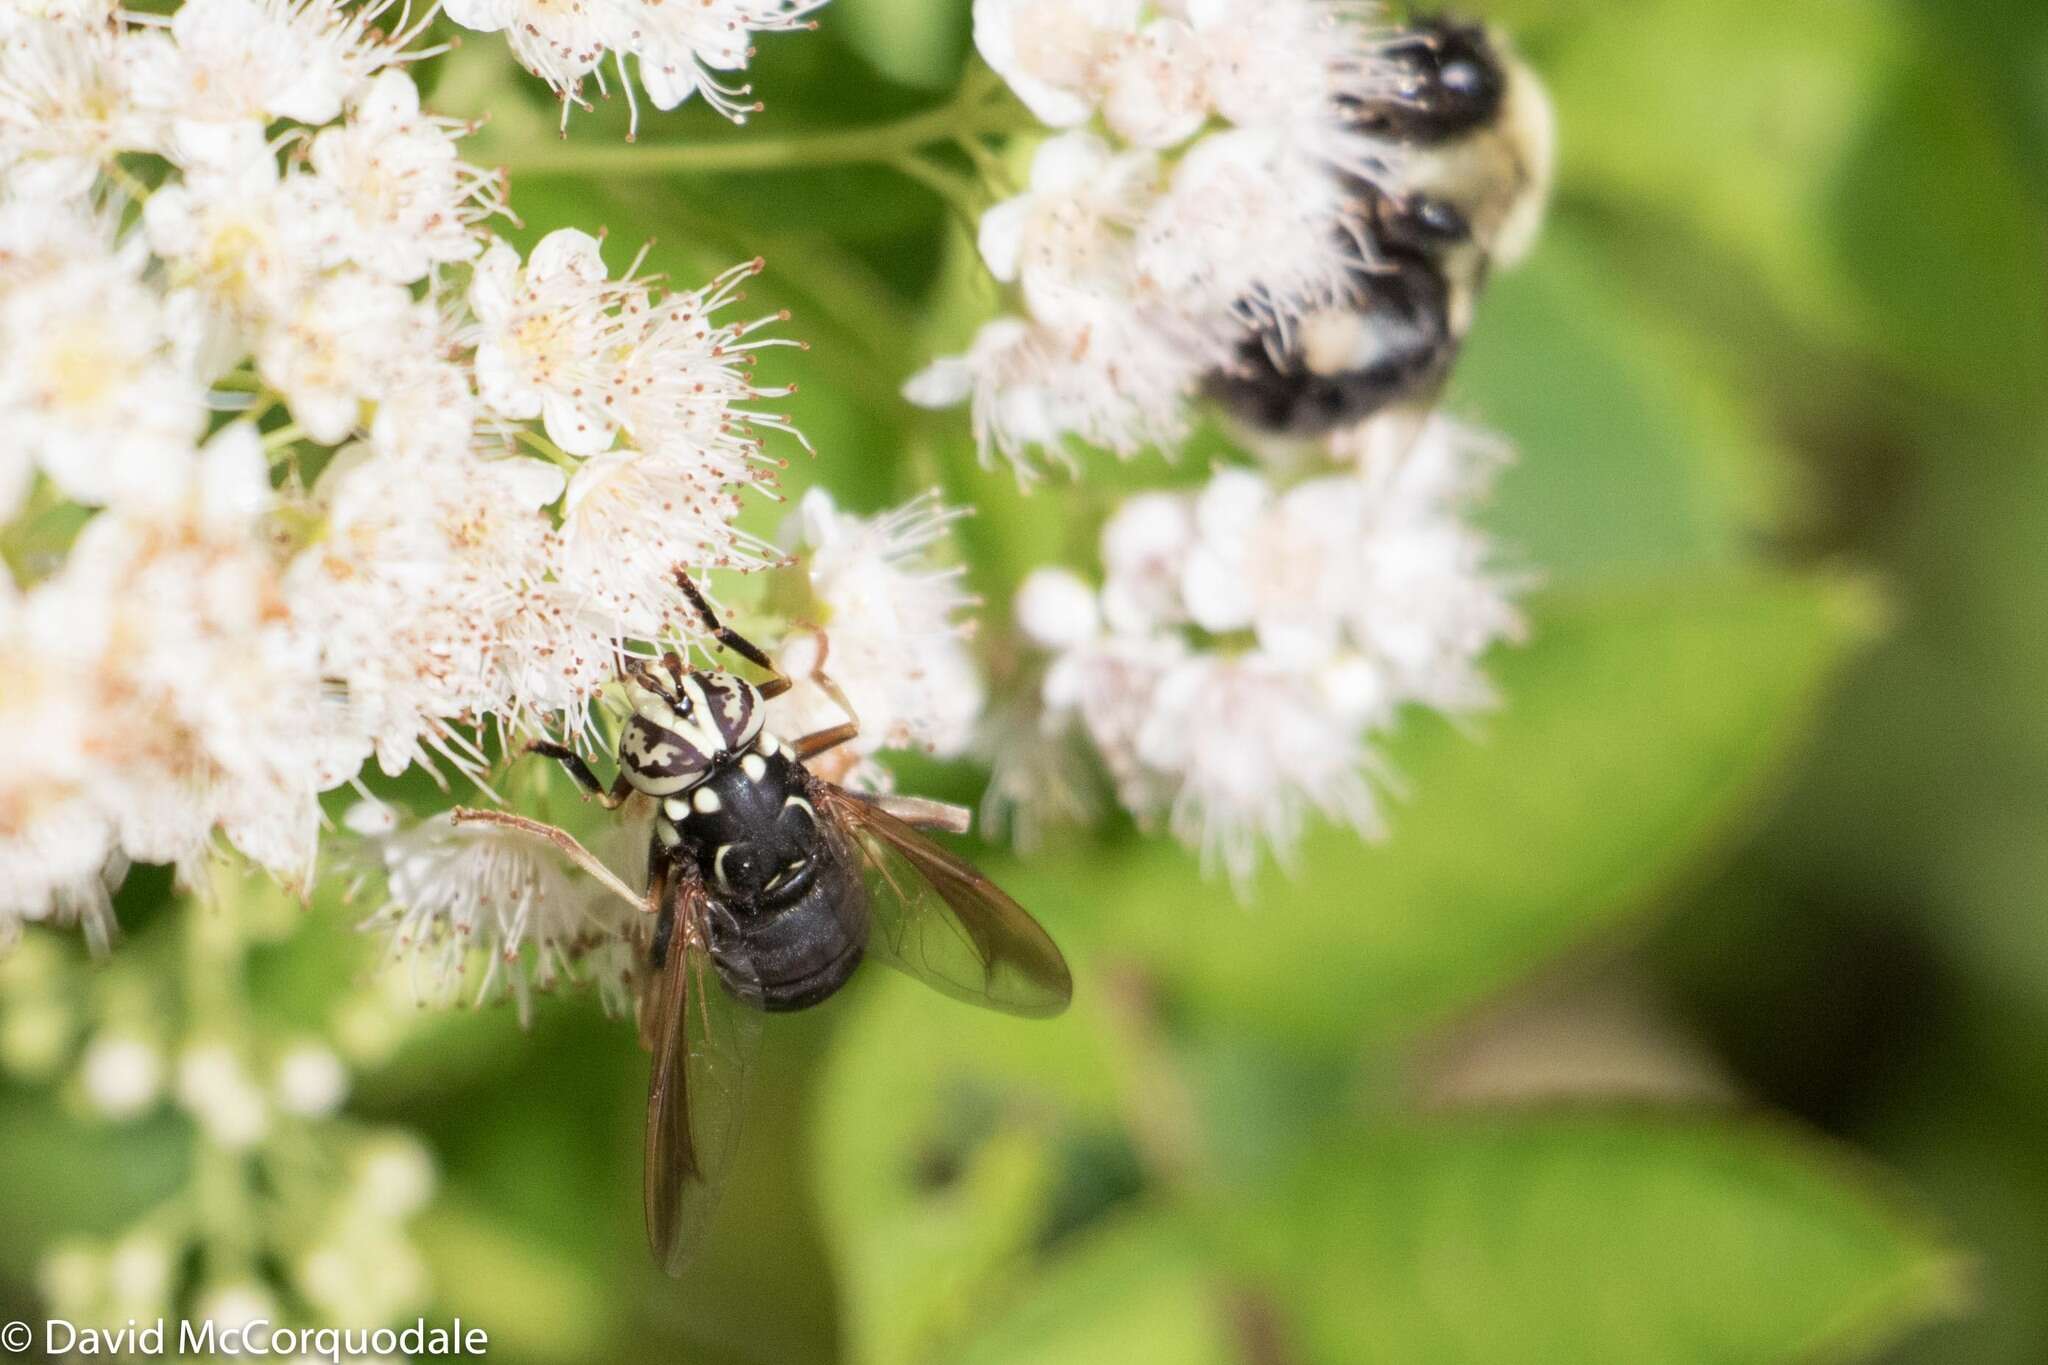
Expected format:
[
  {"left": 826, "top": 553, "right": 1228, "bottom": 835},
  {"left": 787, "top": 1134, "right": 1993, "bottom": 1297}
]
[
  {"left": 457, "top": 572, "right": 1071, "bottom": 1275},
  {"left": 1204, "top": 16, "right": 1556, "bottom": 439}
]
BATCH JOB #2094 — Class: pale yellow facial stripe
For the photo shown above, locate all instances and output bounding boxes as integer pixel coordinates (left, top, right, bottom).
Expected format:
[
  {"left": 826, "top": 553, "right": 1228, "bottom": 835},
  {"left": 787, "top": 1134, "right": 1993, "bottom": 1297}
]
[{"left": 670, "top": 674, "right": 729, "bottom": 760}]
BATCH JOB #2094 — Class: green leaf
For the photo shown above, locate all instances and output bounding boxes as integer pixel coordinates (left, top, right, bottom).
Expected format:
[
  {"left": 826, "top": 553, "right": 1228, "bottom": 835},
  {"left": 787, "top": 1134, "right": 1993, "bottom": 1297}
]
[
  {"left": 1231, "top": 1112, "right": 1966, "bottom": 1365},
  {"left": 995, "top": 570, "right": 1885, "bottom": 1049},
  {"left": 1453, "top": 219, "right": 1794, "bottom": 578},
  {"left": 1525, "top": 0, "right": 1906, "bottom": 356},
  {"left": 831, "top": 0, "right": 971, "bottom": 91},
  {"left": 1515, "top": 0, "right": 2048, "bottom": 405},
  {"left": 413, "top": 1194, "right": 612, "bottom": 1362},
  {"left": 814, "top": 980, "right": 1959, "bottom": 1365},
  {"left": 952, "top": 1212, "right": 1237, "bottom": 1365},
  {"left": 812, "top": 974, "right": 1131, "bottom": 1365}
]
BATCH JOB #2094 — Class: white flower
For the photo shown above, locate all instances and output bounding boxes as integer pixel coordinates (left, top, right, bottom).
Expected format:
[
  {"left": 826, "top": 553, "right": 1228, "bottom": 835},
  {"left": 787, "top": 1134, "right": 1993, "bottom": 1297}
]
[
  {"left": 1014, "top": 566, "right": 1099, "bottom": 650},
  {"left": 104, "top": 1234, "right": 174, "bottom": 1319},
  {"left": 445, "top": 0, "right": 826, "bottom": 133},
  {"left": 286, "top": 444, "right": 574, "bottom": 775},
  {"left": 1098, "top": 488, "right": 1197, "bottom": 632},
  {"left": 0, "top": 572, "right": 120, "bottom": 942},
  {"left": 557, "top": 448, "right": 782, "bottom": 638},
  {"left": 176, "top": 1043, "right": 271, "bottom": 1150},
  {"left": 358, "top": 811, "right": 637, "bottom": 1022},
  {"left": 79, "top": 1033, "right": 164, "bottom": 1119},
  {"left": 1338, "top": 416, "right": 1530, "bottom": 710},
  {"left": 273, "top": 1041, "right": 349, "bottom": 1117},
  {"left": 1140, "top": 649, "right": 1380, "bottom": 889},
  {"left": 624, "top": 0, "right": 829, "bottom": 123},
  {"left": 904, "top": 313, "right": 1199, "bottom": 480},
  {"left": 977, "top": 131, "right": 1157, "bottom": 328},
  {"left": 0, "top": 204, "right": 206, "bottom": 508},
  {"left": 769, "top": 489, "right": 983, "bottom": 778},
  {"left": 442, "top": 0, "right": 610, "bottom": 111},
  {"left": 604, "top": 257, "right": 804, "bottom": 473},
  {"left": 125, "top": 0, "right": 419, "bottom": 163},
  {"left": 1, "top": 429, "right": 343, "bottom": 928},
  {"left": 254, "top": 269, "right": 419, "bottom": 443},
  {"left": 144, "top": 140, "right": 339, "bottom": 329},
  {"left": 943, "top": 0, "right": 1433, "bottom": 475},
  {"left": 56, "top": 427, "right": 344, "bottom": 885},
  {"left": 1023, "top": 434, "right": 1523, "bottom": 888},
  {"left": 298, "top": 69, "right": 500, "bottom": 284},
  {"left": 354, "top": 1133, "right": 436, "bottom": 1218},
  {"left": 470, "top": 237, "right": 802, "bottom": 465},
  {"left": 1132, "top": 128, "right": 1356, "bottom": 327},
  {"left": 1188, "top": 0, "right": 1398, "bottom": 171},
  {"left": 0, "top": 13, "right": 157, "bottom": 197},
  {"left": 972, "top": 0, "right": 1138, "bottom": 127},
  {"left": 193, "top": 1283, "right": 277, "bottom": 1337},
  {"left": 1098, "top": 17, "right": 1209, "bottom": 149},
  {"left": 467, "top": 230, "right": 622, "bottom": 455},
  {"left": 1041, "top": 624, "right": 1187, "bottom": 825}
]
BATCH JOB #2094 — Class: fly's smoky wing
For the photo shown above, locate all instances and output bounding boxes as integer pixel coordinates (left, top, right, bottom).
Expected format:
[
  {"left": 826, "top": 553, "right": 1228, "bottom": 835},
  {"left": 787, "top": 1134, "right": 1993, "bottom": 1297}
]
[
  {"left": 640, "top": 871, "right": 762, "bottom": 1277},
  {"left": 812, "top": 783, "right": 1072, "bottom": 1019}
]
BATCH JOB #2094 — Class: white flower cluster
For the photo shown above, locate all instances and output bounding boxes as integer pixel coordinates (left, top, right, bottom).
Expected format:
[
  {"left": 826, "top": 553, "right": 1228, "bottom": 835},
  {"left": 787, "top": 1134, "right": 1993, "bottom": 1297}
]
[
  {"left": 443, "top": 0, "right": 828, "bottom": 133},
  {"left": 767, "top": 488, "right": 984, "bottom": 787},
  {"left": 349, "top": 801, "right": 640, "bottom": 1021},
  {"left": 907, "top": 0, "right": 1401, "bottom": 477},
  {"left": 1011, "top": 417, "right": 1524, "bottom": 890},
  {"left": 342, "top": 487, "right": 984, "bottom": 1012},
  {"left": 0, "top": 3, "right": 803, "bottom": 955}
]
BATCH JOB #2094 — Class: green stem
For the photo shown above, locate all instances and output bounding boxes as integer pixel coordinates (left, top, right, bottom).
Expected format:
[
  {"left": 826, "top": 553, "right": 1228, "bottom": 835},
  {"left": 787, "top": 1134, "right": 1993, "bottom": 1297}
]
[
  {"left": 890, "top": 153, "right": 989, "bottom": 232},
  {"left": 498, "top": 81, "right": 1037, "bottom": 180},
  {"left": 260, "top": 422, "right": 305, "bottom": 453},
  {"left": 102, "top": 155, "right": 154, "bottom": 203},
  {"left": 186, "top": 862, "right": 260, "bottom": 1280},
  {"left": 516, "top": 427, "right": 579, "bottom": 472}
]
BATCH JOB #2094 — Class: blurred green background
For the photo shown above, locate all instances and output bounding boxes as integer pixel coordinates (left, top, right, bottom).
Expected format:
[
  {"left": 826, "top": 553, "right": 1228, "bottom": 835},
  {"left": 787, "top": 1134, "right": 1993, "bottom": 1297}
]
[{"left": 6, "top": 0, "right": 2048, "bottom": 1360}]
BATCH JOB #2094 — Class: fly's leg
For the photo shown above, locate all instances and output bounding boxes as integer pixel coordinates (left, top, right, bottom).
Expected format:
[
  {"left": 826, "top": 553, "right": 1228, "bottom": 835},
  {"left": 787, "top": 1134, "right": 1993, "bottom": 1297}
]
[
  {"left": 797, "top": 626, "right": 860, "bottom": 736},
  {"left": 786, "top": 625, "right": 862, "bottom": 762},
  {"left": 527, "top": 740, "right": 633, "bottom": 808},
  {"left": 674, "top": 567, "right": 861, "bottom": 747},
  {"left": 450, "top": 807, "right": 652, "bottom": 915},
  {"left": 673, "top": 570, "right": 793, "bottom": 698}
]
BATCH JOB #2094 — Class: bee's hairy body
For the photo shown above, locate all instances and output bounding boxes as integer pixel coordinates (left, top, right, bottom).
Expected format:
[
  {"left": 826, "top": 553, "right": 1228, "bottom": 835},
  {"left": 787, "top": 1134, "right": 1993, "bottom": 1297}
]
[
  {"left": 1205, "top": 17, "right": 1555, "bottom": 438},
  {"left": 623, "top": 668, "right": 865, "bottom": 1013}
]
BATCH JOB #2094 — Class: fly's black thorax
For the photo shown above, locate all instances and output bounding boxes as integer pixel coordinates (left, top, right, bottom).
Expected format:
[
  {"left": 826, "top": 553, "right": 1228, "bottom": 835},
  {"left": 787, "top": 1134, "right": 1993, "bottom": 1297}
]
[
  {"left": 658, "top": 741, "right": 866, "bottom": 1012},
  {"left": 665, "top": 744, "right": 817, "bottom": 907}
]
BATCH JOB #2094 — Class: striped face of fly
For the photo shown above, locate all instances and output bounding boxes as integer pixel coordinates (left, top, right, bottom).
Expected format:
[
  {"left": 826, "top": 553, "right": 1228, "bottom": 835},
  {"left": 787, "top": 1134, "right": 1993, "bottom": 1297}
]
[{"left": 618, "top": 665, "right": 767, "bottom": 797}]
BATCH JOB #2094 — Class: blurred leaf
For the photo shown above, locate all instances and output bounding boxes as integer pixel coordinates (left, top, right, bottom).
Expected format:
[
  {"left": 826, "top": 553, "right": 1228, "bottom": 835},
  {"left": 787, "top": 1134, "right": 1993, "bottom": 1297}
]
[
  {"left": 0, "top": 1095, "right": 189, "bottom": 1265},
  {"left": 1232, "top": 1111, "right": 1966, "bottom": 1365},
  {"left": 813, "top": 974, "right": 1129, "bottom": 1365},
  {"left": 831, "top": 0, "right": 970, "bottom": 91},
  {"left": 1827, "top": 24, "right": 2048, "bottom": 409},
  {"left": 993, "top": 570, "right": 1884, "bottom": 1050},
  {"left": 1453, "top": 220, "right": 1794, "bottom": 578},
  {"left": 953, "top": 1212, "right": 1235, "bottom": 1365},
  {"left": 414, "top": 1194, "right": 611, "bottom": 1363},
  {"left": 1527, "top": 0, "right": 1904, "bottom": 356},
  {"left": 1523, "top": 0, "right": 2048, "bottom": 405}
]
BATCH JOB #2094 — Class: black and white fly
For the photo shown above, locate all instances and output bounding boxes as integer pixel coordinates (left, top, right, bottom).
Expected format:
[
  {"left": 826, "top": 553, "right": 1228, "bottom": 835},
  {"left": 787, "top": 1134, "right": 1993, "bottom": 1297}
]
[{"left": 457, "top": 571, "right": 1071, "bottom": 1274}]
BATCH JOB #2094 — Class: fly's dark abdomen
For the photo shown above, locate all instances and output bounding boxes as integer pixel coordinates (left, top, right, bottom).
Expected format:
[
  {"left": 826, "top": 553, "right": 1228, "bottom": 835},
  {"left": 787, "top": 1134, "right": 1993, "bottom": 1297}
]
[{"left": 710, "top": 849, "right": 866, "bottom": 1012}]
